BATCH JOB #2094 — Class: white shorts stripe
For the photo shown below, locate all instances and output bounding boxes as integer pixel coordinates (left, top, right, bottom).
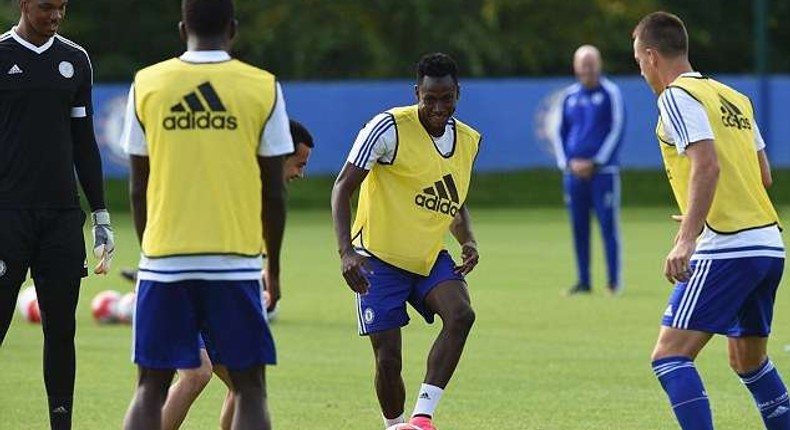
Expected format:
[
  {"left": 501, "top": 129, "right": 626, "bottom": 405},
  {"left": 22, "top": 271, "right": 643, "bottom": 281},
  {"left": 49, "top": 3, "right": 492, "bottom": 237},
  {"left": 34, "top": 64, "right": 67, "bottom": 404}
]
[
  {"left": 672, "top": 260, "right": 706, "bottom": 327},
  {"left": 681, "top": 260, "right": 712, "bottom": 329},
  {"left": 130, "top": 278, "right": 140, "bottom": 363},
  {"left": 355, "top": 294, "right": 366, "bottom": 335}
]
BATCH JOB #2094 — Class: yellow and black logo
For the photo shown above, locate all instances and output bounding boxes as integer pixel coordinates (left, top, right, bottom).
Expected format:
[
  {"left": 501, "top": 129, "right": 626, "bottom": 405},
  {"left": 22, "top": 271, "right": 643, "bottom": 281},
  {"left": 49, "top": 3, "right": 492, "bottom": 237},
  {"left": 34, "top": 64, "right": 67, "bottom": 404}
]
[
  {"left": 163, "top": 82, "right": 238, "bottom": 130},
  {"left": 719, "top": 95, "right": 752, "bottom": 130},
  {"left": 415, "top": 174, "right": 460, "bottom": 217}
]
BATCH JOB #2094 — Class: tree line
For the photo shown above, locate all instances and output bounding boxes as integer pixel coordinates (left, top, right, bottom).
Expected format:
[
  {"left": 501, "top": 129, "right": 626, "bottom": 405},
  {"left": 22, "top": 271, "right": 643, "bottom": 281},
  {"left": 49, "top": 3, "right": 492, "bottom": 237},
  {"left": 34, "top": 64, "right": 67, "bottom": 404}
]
[{"left": 1, "top": 0, "right": 787, "bottom": 81}]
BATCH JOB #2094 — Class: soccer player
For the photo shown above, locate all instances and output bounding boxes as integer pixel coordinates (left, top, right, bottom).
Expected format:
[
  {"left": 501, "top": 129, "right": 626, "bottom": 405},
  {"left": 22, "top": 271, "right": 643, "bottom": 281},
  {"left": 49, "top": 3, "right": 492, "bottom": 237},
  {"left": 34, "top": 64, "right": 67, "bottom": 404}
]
[
  {"left": 120, "top": 0, "right": 291, "bottom": 429},
  {"left": 551, "top": 44, "right": 625, "bottom": 295},
  {"left": 633, "top": 12, "right": 790, "bottom": 430},
  {"left": 160, "top": 119, "right": 314, "bottom": 430},
  {"left": 331, "top": 53, "right": 480, "bottom": 430},
  {"left": 283, "top": 119, "right": 314, "bottom": 182},
  {"left": 0, "top": 1, "right": 115, "bottom": 429}
]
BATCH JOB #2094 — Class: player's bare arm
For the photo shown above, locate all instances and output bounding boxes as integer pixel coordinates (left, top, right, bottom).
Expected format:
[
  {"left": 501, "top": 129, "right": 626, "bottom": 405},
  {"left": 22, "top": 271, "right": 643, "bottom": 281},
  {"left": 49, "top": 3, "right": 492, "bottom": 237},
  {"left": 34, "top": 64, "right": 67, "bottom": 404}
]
[
  {"left": 664, "top": 139, "right": 718, "bottom": 284},
  {"left": 260, "top": 155, "right": 287, "bottom": 309},
  {"left": 757, "top": 149, "right": 773, "bottom": 188},
  {"left": 450, "top": 205, "right": 479, "bottom": 276},
  {"left": 331, "top": 162, "right": 371, "bottom": 294},
  {"left": 129, "top": 155, "right": 150, "bottom": 245}
]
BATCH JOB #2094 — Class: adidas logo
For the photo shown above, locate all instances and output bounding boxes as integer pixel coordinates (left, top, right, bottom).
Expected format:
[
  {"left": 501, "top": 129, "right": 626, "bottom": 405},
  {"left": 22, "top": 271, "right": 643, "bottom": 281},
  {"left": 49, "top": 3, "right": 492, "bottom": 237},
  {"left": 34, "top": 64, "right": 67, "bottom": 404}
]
[
  {"left": 768, "top": 405, "right": 790, "bottom": 419},
  {"left": 415, "top": 174, "right": 460, "bottom": 217},
  {"left": 419, "top": 392, "right": 431, "bottom": 400},
  {"left": 719, "top": 95, "right": 752, "bottom": 130},
  {"left": 163, "top": 81, "right": 238, "bottom": 131},
  {"left": 51, "top": 406, "right": 69, "bottom": 414},
  {"left": 7, "top": 64, "right": 22, "bottom": 75},
  {"left": 663, "top": 305, "right": 673, "bottom": 317}
]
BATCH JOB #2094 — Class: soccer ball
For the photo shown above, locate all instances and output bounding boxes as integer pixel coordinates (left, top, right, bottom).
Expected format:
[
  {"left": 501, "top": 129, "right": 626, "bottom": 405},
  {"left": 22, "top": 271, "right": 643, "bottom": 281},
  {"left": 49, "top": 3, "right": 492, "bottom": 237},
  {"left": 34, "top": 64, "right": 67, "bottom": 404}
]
[
  {"left": 91, "top": 290, "right": 121, "bottom": 324},
  {"left": 115, "top": 292, "right": 136, "bottom": 324},
  {"left": 16, "top": 285, "right": 40, "bottom": 323},
  {"left": 385, "top": 424, "right": 421, "bottom": 430}
]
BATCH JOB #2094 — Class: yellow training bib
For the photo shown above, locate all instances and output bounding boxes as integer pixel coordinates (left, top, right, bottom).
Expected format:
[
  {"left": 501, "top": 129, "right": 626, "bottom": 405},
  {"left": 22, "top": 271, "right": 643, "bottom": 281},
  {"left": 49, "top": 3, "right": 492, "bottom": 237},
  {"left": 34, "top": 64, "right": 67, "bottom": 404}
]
[
  {"left": 656, "top": 75, "right": 780, "bottom": 234},
  {"left": 134, "top": 58, "right": 276, "bottom": 257},
  {"left": 352, "top": 105, "right": 481, "bottom": 275}
]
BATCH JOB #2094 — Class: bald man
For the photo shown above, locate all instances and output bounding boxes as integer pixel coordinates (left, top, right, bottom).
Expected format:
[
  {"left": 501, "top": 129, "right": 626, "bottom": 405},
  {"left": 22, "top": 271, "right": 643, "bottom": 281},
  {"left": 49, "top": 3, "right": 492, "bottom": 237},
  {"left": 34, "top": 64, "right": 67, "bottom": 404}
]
[{"left": 551, "top": 45, "right": 625, "bottom": 295}]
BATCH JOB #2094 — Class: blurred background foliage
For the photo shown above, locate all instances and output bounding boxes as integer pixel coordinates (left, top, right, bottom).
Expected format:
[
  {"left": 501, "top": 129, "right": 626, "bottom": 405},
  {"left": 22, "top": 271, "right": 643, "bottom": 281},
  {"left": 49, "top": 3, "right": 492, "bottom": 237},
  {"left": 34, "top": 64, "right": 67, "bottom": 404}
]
[{"left": 0, "top": 0, "right": 787, "bottom": 81}]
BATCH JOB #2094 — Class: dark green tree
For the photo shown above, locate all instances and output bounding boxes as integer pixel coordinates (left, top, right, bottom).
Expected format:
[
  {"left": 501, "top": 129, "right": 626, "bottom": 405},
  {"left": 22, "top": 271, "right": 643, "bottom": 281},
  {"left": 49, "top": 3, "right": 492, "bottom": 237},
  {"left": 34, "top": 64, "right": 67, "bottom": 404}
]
[{"left": 0, "top": 0, "right": 787, "bottom": 80}]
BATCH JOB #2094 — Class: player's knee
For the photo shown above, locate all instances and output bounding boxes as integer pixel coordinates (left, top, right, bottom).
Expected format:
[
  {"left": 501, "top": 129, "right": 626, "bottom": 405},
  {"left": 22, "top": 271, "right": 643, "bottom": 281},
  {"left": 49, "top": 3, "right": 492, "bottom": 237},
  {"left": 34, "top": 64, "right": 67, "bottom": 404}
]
[
  {"left": 650, "top": 343, "right": 687, "bottom": 363},
  {"left": 229, "top": 367, "right": 265, "bottom": 396},
  {"left": 42, "top": 314, "right": 76, "bottom": 337},
  {"left": 138, "top": 380, "right": 170, "bottom": 405},
  {"left": 728, "top": 356, "right": 746, "bottom": 375},
  {"left": 42, "top": 326, "right": 76, "bottom": 354},
  {"left": 650, "top": 349, "right": 668, "bottom": 363},
  {"left": 728, "top": 351, "right": 766, "bottom": 375},
  {"left": 181, "top": 370, "right": 212, "bottom": 394},
  {"left": 445, "top": 306, "right": 475, "bottom": 333},
  {"left": 233, "top": 379, "right": 264, "bottom": 399},
  {"left": 196, "top": 365, "right": 214, "bottom": 388}
]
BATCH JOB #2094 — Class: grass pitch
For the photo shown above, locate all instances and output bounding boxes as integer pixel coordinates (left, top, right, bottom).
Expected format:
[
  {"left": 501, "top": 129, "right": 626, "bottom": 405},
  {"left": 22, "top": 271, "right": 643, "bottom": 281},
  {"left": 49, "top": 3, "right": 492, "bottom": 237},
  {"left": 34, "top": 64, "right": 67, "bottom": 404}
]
[{"left": 1, "top": 207, "right": 789, "bottom": 429}]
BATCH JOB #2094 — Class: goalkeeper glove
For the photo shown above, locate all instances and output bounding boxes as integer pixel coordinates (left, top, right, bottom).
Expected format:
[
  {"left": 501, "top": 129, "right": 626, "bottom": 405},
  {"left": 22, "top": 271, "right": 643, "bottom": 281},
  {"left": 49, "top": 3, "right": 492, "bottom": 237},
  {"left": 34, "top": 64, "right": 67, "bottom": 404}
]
[{"left": 91, "top": 209, "right": 115, "bottom": 275}]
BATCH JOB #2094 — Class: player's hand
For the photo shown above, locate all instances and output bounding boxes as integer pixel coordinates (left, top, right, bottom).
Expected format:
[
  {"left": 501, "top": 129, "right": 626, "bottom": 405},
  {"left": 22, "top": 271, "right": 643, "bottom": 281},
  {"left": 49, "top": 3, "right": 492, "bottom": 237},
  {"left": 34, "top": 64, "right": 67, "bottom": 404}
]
[
  {"left": 671, "top": 214, "right": 684, "bottom": 223},
  {"left": 569, "top": 159, "right": 595, "bottom": 180},
  {"left": 263, "top": 270, "right": 280, "bottom": 312},
  {"left": 664, "top": 237, "right": 696, "bottom": 284},
  {"left": 340, "top": 248, "right": 371, "bottom": 294},
  {"left": 454, "top": 241, "right": 479, "bottom": 276},
  {"left": 91, "top": 209, "right": 115, "bottom": 275}
]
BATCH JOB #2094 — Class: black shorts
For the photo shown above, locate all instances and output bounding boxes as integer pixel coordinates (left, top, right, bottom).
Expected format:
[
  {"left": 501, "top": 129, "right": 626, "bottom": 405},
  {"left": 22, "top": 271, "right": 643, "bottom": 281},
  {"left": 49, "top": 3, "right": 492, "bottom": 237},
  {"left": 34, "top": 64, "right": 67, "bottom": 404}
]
[{"left": 0, "top": 208, "right": 87, "bottom": 286}]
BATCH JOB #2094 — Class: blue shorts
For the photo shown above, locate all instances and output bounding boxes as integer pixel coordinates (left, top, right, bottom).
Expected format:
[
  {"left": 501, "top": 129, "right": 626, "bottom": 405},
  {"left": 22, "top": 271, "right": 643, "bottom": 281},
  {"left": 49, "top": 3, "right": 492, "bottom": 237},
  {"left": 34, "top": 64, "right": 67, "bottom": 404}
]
[
  {"left": 356, "top": 250, "right": 464, "bottom": 335},
  {"left": 662, "top": 257, "right": 784, "bottom": 337},
  {"left": 134, "top": 279, "right": 275, "bottom": 371},
  {"left": 197, "top": 280, "right": 268, "bottom": 363}
]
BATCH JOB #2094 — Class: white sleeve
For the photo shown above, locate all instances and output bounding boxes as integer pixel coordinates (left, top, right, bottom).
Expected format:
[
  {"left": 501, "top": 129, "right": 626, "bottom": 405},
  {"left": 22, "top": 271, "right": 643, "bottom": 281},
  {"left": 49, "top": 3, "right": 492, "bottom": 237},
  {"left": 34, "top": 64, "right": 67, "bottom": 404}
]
[
  {"left": 548, "top": 93, "right": 567, "bottom": 170},
  {"left": 753, "top": 120, "right": 766, "bottom": 151},
  {"left": 593, "top": 79, "right": 625, "bottom": 164},
  {"left": 657, "top": 87, "right": 714, "bottom": 154},
  {"left": 346, "top": 113, "right": 397, "bottom": 170},
  {"left": 121, "top": 84, "right": 148, "bottom": 156},
  {"left": 258, "top": 82, "right": 295, "bottom": 157}
]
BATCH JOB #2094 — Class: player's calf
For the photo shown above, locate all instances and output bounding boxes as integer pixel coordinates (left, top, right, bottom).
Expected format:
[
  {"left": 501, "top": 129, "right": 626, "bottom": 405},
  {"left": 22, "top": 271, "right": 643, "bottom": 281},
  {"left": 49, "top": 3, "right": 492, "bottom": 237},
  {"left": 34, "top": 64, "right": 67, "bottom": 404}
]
[
  {"left": 124, "top": 368, "right": 176, "bottom": 430},
  {"left": 652, "top": 356, "right": 713, "bottom": 430},
  {"left": 371, "top": 330, "right": 406, "bottom": 421},
  {"left": 736, "top": 358, "right": 790, "bottom": 429},
  {"left": 227, "top": 366, "right": 269, "bottom": 430}
]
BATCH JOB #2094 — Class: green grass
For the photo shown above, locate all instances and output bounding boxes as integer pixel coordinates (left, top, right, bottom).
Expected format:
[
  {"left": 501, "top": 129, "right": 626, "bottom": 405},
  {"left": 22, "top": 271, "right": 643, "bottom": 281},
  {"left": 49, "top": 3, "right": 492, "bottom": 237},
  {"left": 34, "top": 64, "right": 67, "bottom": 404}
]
[
  {"left": 2, "top": 207, "right": 790, "bottom": 429},
  {"left": 102, "top": 169, "right": 790, "bottom": 212}
]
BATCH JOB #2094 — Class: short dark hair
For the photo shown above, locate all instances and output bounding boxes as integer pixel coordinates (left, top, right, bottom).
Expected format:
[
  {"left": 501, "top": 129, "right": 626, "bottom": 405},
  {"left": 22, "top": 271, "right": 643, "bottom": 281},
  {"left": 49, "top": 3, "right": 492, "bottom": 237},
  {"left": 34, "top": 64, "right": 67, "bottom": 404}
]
[
  {"left": 416, "top": 53, "right": 458, "bottom": 85},
  {"left": 182, "top": 0, "right": 234, "bottom": 38},
  {"left": 633, "top": 11, "right": 688, "bottom": 58},
  {"left": 289, "top": 120, "right": 313, "bottom": 154}
]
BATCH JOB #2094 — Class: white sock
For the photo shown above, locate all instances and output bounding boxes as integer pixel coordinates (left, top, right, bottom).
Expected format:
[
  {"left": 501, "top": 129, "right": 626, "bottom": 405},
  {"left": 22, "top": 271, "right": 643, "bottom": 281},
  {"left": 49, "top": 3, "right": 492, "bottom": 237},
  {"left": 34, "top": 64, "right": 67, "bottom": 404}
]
[
  {"left": 383, "top": 414, "right": 405, "bottom": 428},
  {"left": 412, "top": 383, "right": 444, "bottom": 418}
]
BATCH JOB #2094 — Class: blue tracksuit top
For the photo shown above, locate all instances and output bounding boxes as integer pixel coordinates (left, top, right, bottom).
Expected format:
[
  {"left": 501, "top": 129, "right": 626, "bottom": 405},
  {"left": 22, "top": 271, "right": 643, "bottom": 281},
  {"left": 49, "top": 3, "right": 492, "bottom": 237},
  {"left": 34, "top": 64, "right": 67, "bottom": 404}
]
[{"left": 555, "top": 77, "right": 625, "bottom": 171}]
